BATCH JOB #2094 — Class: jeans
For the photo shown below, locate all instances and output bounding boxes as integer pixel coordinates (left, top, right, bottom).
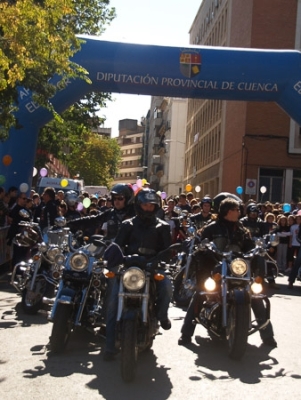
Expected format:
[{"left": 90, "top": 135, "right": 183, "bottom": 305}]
[
  {"left": 105, "top": 274, "right": 172, "bottom": 353},
  {"left": 181, "top": 291, "right": 274, "bottom": 341},
  {"left": 288, "top": 246, "right": 301, "bottom": 284}
]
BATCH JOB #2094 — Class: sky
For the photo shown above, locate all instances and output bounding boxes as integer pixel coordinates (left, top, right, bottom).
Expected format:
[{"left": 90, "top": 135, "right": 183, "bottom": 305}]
[{"left": 98, "top": 0, "right": 203, "bottom": 137}]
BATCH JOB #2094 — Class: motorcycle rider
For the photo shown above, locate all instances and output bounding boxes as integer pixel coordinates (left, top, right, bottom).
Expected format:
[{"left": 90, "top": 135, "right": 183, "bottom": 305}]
[
  {"left": 103, "top": 188, "right": 172, "bottom": 361},
  {"left": 240, "top": 203, "right": 279, "bottom": 289},
  {"left": 189, "top": 196, "right": 213, "bottom": 229},
  {"left": 39, "top": 187, "right": 59, "bottom": 231},
  {"left": 67, "top": 183, "right": 135, "bottom": 239},
  {"left": 178, "top": 193, "right": 277, "bottom": 348}
]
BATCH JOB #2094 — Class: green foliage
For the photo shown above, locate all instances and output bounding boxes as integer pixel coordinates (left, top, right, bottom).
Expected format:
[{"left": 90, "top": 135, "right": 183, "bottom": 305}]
[{"left": 0, "top": 0, "right": 116, "bottom": 139}]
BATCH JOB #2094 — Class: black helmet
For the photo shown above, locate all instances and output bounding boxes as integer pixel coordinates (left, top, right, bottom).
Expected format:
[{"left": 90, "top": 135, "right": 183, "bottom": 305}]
[
  {"left": 110, "top": 183, "right": 134, "bottom": 207},
  {"left": 212, "top": 192, "right": 242, "bottom": 213},
  {"left": 246, "top": 203, "right": 259, "bottom": 214},
  {"left": 65, "top": 190, "right": 78, "bottom": 207},
  {"left": 200, "top": 196, "right": 212, "bottom": 207},
  {"left": 135, "top": 188, "right": 160, "bottom": 220}
]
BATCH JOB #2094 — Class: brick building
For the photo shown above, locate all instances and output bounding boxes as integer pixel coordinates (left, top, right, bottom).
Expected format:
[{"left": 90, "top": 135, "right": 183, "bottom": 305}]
[{"left": 186, "top": 0, "right": 301, "bottom": 203}]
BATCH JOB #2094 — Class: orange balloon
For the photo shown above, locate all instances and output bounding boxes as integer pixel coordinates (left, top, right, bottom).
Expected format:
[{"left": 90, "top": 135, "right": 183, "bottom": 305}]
[
  {"left": 185, "top": 184, "right": 192, "bottom": 192},
  {"left": 2, "top": 155, "right": 12, "bottom": 166}
]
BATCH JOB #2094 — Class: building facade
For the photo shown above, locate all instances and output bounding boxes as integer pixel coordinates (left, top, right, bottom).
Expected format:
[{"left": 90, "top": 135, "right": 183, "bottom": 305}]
[
  {"left": 145, "top": 96, "right": 188, "bottom": 196},
  {"left": 113, "top": 119, "right": 145, "bottom": 185},
  {"left": 186, "top": 0, "right": 301, "bottom": 203}
]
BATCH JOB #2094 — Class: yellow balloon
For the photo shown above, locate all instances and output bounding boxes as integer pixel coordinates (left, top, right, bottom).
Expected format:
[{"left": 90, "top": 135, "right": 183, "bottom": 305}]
[
  {"left": 61, "top": 178, "right": 69, "bottom": 188},
  {"left": 185, "top": 184, "right": 192, "bottom": 192},
  {"left": 142, "top": 178, "right": 147, "bottom": 185}
]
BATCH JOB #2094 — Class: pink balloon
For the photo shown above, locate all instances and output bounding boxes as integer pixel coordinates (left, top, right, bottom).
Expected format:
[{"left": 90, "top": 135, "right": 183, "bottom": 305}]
[
  {"left": 132, "top": 184, "right": 138, "bottom": 192},
  {"left": 77, "top": 202, "right": 84, "bottom": 211},
  {"left": 161, "top": 192, "right": 167, "bottom": 200},
  {"left": 136, "top": 179, "right": 142, "bottom": 188},
  {"left": 40, "top": 168, "right": 48, "bottom": 177}
]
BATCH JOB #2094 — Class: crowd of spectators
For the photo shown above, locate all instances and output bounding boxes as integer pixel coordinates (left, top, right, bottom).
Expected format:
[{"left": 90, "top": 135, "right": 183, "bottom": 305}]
[{"left": 1, "top": 183, "right": 301, "bottom": 288}]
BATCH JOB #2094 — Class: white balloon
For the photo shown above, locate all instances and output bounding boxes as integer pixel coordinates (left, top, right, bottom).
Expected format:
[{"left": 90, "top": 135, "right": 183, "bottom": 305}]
[
  {"left": 195, "top": 185, "right": 201, "bottom": 193},
  {"left": 33, "top": 167, "right": 37, "bottom": 177},
  {"left": 260, "top": 186, "right": 267, "bottom": 194},
  {"left": 19, "top": 182, "right": 29, "bottom": 193}
]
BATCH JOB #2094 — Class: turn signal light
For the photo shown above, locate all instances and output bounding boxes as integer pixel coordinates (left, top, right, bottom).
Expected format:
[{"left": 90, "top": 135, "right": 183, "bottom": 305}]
[
  {"left": 105, "top": 271, "right": 115, "bottom": 278},
  {"left": 154, "top": 273, "right": 165, "bottom": 281}
]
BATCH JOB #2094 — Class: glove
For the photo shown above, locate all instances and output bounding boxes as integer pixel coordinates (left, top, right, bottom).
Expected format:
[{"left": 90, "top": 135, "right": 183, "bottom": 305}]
[{"left": 103, "top": 243, "right": 124, "bottom": 269}]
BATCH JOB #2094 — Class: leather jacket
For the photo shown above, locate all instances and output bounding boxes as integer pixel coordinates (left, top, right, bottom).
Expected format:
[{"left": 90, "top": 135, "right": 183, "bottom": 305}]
[{"left": 115, "top": 215, "right": 171, "bottom": 261}]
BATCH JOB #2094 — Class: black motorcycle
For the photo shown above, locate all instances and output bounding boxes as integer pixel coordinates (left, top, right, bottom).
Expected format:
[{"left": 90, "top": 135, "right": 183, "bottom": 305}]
[
  {"left": 10, "top": 213, "right": 67, "bottom": 314},
  {"left": 192, "top": 239, "right": 272, "bottom": 360},
  {"left": 47, "top": 233, "right": 108, "bottom": 353},
  {"left": 172, "top": 208, "right": 201, "bottom": 307},
  {"left": 106, "top": 242, "right": 181, "bottom": 382}
]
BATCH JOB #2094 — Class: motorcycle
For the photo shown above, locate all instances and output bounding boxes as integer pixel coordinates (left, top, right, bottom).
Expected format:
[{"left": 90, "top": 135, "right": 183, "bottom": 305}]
[
  {"left": 10, "top": 213, "right": 68, "bottom": 314},
  {"left": 105, "top": 242, "right": 181, "bottom": 382},
  {"left": 193, "top": 237, "right": 274, "bottom": 360},
  {"left": 172, "top": 207, "right": 201, "bottom": 307},
  {"left": 47, "top": 232, "right": 108, "bottom": 353}
]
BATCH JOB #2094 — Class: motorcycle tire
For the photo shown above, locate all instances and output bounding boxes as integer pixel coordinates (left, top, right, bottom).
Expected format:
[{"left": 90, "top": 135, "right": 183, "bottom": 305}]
[
  {"left": 227, "top": 302, "right": 250, "bottom": 360},
  {"left": 120, "top": 319, "right": 138, "bottom": 382},
  {"left": 50, "top": 303, "right": 72, "bottom": 353},
  {"left": 21, "top": 277, "right": 49, "bottom": 315},
  {"left": 173, "top": 268, "right": 196, "bottom": 308}
]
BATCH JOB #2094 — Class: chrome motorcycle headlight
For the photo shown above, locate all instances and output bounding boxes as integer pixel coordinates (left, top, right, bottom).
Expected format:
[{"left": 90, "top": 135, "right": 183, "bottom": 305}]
[
  {"left": 54, "top": 253, "right": 65, "bottom": 265},
  {"left": 39, "top": 242, "right": 48, "bottom": 253},
  {"left": 123, "top": 267, "right": 146, "bottom": 291},
  {"left": 70, "top": 251, "right": 89, "bottom": 271},
  {"left": 46, "top": 246, "right": 60, "bottom": 262},
  {"left": 230, "top": 258, "right": 248, "bottom": 276}
]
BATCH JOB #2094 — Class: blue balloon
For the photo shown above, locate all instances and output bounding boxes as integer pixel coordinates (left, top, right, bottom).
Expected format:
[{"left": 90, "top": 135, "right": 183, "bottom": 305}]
[
  {"left": 283, "top": 203, "right": 291, "bottom": 213},
  {"left": 236, "top": 186, "right": 243, "bottom": 195}
]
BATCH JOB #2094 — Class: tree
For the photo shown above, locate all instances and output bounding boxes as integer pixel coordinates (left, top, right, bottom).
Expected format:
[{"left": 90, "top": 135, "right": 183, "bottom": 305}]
[
  {"left": 36, "top": 92, "right": 121, "bottom": 185},
  {"left": 0, "top": 0, "right": 116, "bottom": 140}
]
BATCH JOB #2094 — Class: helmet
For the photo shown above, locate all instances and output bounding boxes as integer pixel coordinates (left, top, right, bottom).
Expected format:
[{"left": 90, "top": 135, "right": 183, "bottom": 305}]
[
  {"left": 135, "top": 188, "right": 160, "bottom": 220},
  {"left": 212, "top": 192, "right": 242, "bottom": 213},
  {"left": 200, "top": 196, "right": 212, "bottom": 207},
  {"left": 110, "top": 183, "right": 134, "bottom": 207},
  {"left": 246, "top": 203, "right": 259, "bottom": 214},
  {"left": 65, "top": 190, "right": 78, "bottom": 207}
]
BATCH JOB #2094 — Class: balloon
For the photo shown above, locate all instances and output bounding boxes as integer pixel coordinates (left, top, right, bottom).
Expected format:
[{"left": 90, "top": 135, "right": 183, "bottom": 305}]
[
  {"left": 2, "top": 155, "right": 12, "bottom": 166},
  {"left": 19, "top": 182, "right": 29, "bottom": 193},
  {"left": 283, "top": 203, "right": 291, "bottom": 213},
  {"left": 136, "top": 179, "right": 143, "bottom": 188},
  {"left": 60, "top": 178, "right": 69, "bottom": 188},
  {"left": 236, "top": 186, "right": 243, "bottom": 195},
  {"left": 33, "top": 167, "right": 37, "bottom": 177},
  {"left": 185, "top": 184, "right": 192, "bottom": 192},
  {"left": 77, "top": 202, "right": 84, "bottom": 211},
  {"left": 0, "top": 175, "right": 6, "bottom": 185},
  {"left": 132, "top": 184, "right": 138, "bottom": 192},
  {"left": 195, "top": 185, "right": 201, "bottom": 193},
  {"left": 142, "top": 178, "right": 147, "bottom": 185},
  {"left": 40, "top": 168, "right": 48, "bottom": 177},
  {"left": 161, "top": 191, "right": 167, "bottom": 199},
  {"left": 260, "top": 186, "right": 267, "bottom": 194},
  {"left": 157, "top": 191, "right": 161, "bottom": 196},
  {"left": 83, "top": 198, "right": 91, "bottom": 208}
]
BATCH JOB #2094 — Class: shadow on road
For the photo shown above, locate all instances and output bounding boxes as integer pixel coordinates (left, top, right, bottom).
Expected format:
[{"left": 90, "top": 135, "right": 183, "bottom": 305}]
[
  {"left": 181, "top": 335, "right": 301, "bottom": 384},
  {"left": 23, "top": 328, "right": 173, "bottom": 400}
]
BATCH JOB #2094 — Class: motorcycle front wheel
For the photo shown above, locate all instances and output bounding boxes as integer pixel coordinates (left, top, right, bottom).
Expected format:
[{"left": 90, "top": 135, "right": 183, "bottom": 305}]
[
  {"left": 227, "top": 301, "right": 250, "bottom": 360},
  {"left": 120, "top": 319, "right": 138, "bottom": 382},
  {"left": 21, "top": 277, "right": 49, "bottom": 315},
  {"left": 50, "top": 303, "right": 73, "bottom": 353},
  {"left": 173, "top": 268, "right": 196, "bottom": 308}
]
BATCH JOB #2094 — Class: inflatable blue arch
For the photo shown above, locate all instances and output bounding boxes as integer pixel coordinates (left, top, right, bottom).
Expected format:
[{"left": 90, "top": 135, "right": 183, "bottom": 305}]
[{"left": 1, "top": 36, "right": 301, "bottom": 190}]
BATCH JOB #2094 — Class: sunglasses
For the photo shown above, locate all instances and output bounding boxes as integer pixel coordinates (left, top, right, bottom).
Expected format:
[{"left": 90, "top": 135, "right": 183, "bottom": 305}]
[
  {"left": 20, "top": 197, "right": 27, "bottom": 200},
  {"left": 113, "top": 196, "right": 125, "bottom": 201}
]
